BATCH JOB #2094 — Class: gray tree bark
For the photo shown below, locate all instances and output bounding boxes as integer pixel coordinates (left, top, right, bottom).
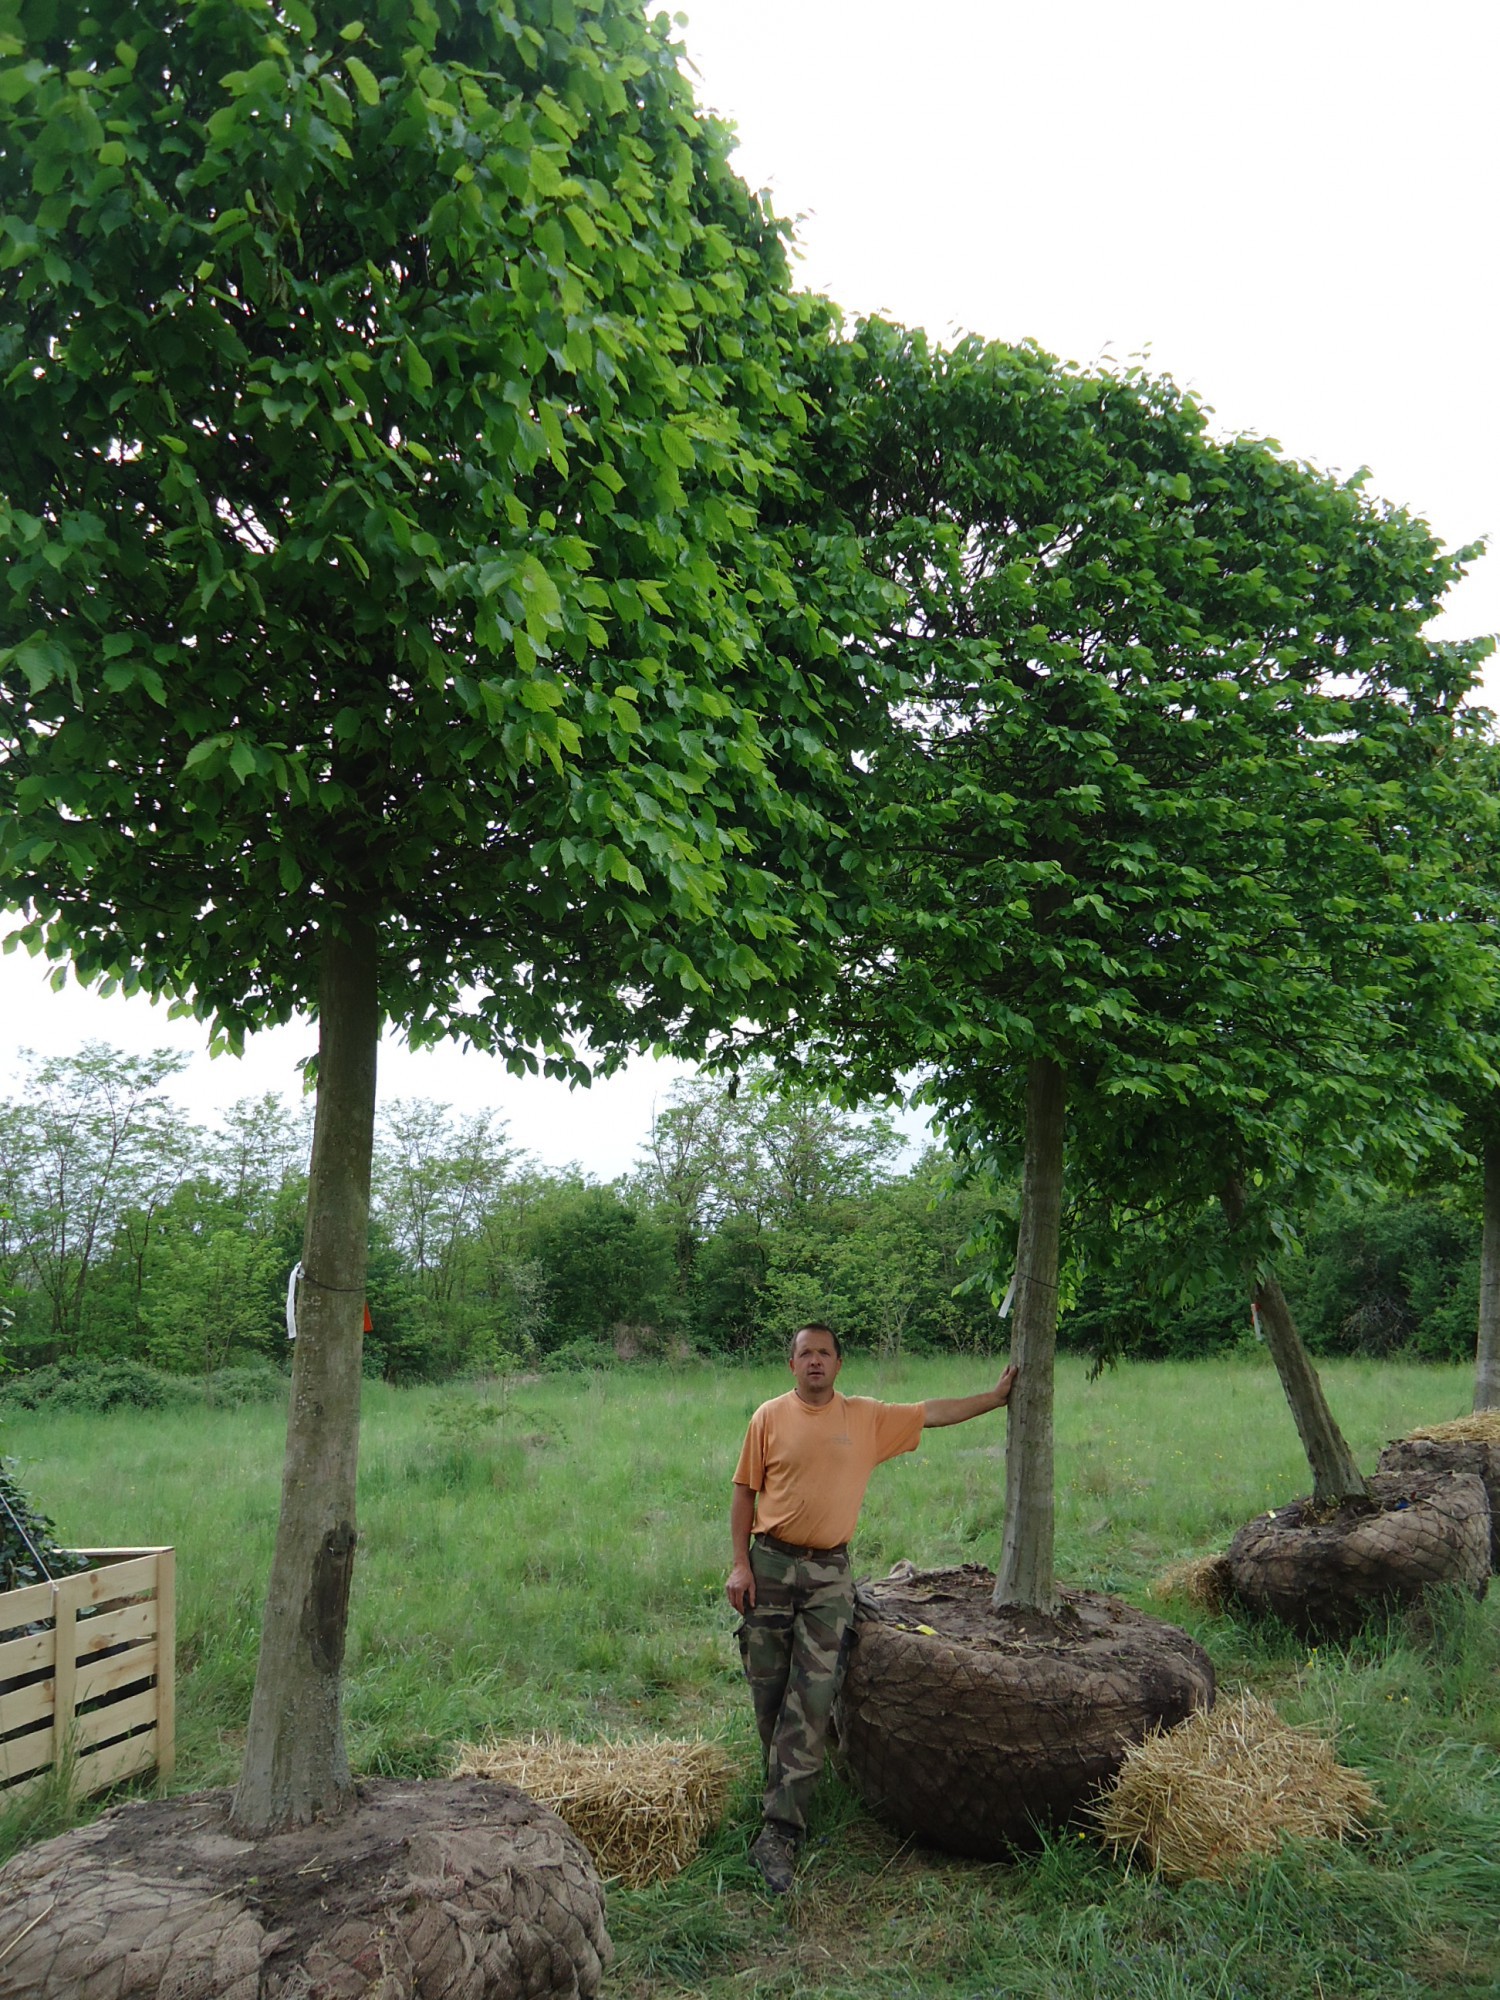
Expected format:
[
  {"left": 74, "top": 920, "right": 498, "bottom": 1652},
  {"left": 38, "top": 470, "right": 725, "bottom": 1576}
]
[
  {"left": 1476, "top": 1138, "right": 1500, "bottom": 1412},
  {"left": 1220, "top": 1176, "right": 1369, "bottom": 1509},
  {"left": 230, "top": 919, "right": 378, "bottom": 1835},
  {"left": 994, "top": 1056, "right": 1065, "bottom": 1613}
]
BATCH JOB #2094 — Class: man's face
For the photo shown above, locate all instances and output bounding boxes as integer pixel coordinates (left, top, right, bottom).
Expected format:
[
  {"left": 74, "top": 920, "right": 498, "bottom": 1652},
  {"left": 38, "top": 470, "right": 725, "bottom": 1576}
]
[{"left": 789, "top": 1327, "right": 842, "bottom": 1402}]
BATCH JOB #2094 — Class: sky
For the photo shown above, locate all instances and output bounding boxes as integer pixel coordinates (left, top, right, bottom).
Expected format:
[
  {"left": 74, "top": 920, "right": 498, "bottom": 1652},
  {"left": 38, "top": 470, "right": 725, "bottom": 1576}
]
[{"left": 2, "top": 0, "right": 1495, "bottom": 1175}]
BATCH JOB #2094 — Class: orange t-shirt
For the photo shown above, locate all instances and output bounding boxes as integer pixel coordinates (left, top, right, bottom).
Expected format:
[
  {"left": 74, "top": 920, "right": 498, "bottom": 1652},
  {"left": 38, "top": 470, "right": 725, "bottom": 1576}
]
[{"left": 733, "top": 1390, "right": 925, "bottom": 1549}]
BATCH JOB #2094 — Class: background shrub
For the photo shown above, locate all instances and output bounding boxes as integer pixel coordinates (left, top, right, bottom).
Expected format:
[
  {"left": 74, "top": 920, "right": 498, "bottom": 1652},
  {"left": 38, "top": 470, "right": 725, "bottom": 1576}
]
[{"left": 0, "top": 1359, "right": 196, "bottom": 1414}]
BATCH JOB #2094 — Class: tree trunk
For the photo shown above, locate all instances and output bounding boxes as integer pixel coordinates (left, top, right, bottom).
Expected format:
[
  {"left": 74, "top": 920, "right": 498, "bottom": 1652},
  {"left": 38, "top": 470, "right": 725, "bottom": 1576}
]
[
  {"left": 1475, "top": 1138, "right": 1500, "bottom": 1412},
  {"left": 1219, "top": 1177, "right": 1368, "bottom": 1509},
  {"left": 994, "top": 1056, "right": 1066, "bottom": 1613},
  {"left": 230, "top": 920, "right": 378, "bottom": 1836}
]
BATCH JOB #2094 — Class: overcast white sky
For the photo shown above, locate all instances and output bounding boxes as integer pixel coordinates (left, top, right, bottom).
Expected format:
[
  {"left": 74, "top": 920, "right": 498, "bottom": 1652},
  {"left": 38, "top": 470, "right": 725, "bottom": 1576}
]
[{"left": 3, "top": 0, "right": 1495, "bottom": 1173}]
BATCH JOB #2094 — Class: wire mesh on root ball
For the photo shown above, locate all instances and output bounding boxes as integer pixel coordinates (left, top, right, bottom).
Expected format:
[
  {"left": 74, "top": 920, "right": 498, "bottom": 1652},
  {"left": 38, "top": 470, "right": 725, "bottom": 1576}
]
[
  {"left": 452, "top": 1736, "right": 733, "bottom": 1888},
  {"left": 1378, "top": 1427, "right": 1500, "bottom": 1570},
  {"left": 1227, "top": 1470, "right": 1490, "bottom": 1639},
  {"left": 1089, "top": 1690, "right": 1377, "bottom": 1882}
]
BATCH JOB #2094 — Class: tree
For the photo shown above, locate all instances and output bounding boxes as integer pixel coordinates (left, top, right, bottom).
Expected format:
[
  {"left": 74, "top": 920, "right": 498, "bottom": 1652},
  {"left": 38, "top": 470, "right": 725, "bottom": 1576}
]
[
  {"left": 635, "top": 1078, "right": 738, "bottom": 1287},
  {"left": 1408, "top": 731, "right": 1500, "bottom": 1413},
  {"left": 636, "top": 1064, "right": 901, "bottom": 1236},
  {"left": 809, "top": 324, "right": 1490, "bottom": 1600},
  {"left": 0, "top": 0, "right": 887, "bottom": 1834},
  {"left": 0, "top": 1045, "right": 190, "bottom": 1358},
  {"left": 369, "top": 1098, "right": 528, "bottom": 1366},
  {"left": 206, "top": 1094, "right": 311, "bottom": 1232},
  {"left": 633, "top": 1064, "right": 906, "bottom": 1350},
  {"left": 374, "top": 1102, "right": 519, "bottom": 1293},
  {"left": 138, "top": 1221, "right": 284, "bottom": 1381},
  {"left": 518, "top": 1178, "right": 675, "bottom": 1351}
]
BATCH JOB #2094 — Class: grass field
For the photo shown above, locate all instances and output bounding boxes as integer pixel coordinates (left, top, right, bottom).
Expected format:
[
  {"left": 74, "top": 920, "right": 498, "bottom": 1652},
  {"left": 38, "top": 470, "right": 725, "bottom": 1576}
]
[{"left": 4, "top": 1352, "right": 1498, "bottom": 1998}]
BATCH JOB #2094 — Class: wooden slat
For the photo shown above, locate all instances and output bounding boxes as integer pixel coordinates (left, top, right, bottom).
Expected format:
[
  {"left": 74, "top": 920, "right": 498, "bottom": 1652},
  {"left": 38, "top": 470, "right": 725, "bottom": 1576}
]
[
  {"left": 74, "top": 1600, "right": 156, "bottom": 1661},
  {"left": 155, "top": 1547, "right": 175, "bottom": 1780},
  {"left": 0, "top": 1577, "right": 55, "bottom": 1627},
  {"left": 52, "top": 1582, "right": 76, "bottom": 1780},
  {"left": 0, "top": 1676, "right": 53, "bottom": 1732},
  {"left": 0, "top": 1724, "right": 55, "bottom": 1785},
  {"left": 0, "top": 1764, "right": 47, "bottom": 1806},
  {"left": 64, "top": 1554, "right": 161, "bottom": 1610},
  {"left": 77, "top": 1548, "right": 170, "bottom": 1561},
  {"left": 75, "top": 1643, "right": 156, "bottom": 1706},
  {"left": 76, "top": 1687, "right": 158, "bottom": 1751},
  {"left": 78, "top": 1728, "right": 156, "bottom": 1792},
  {"left": 0, "top": 1627, "right": 53, "bottom": 1680},
  {"left": 0, "top": 1550, "right": 168, "bottom": 1625}
]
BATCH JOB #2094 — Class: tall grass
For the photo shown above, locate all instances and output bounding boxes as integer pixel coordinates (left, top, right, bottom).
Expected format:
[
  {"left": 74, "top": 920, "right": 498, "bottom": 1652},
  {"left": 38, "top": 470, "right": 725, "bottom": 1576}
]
[{"left": 4, "top": 1352, "right": 1496, "bottom": 1997}]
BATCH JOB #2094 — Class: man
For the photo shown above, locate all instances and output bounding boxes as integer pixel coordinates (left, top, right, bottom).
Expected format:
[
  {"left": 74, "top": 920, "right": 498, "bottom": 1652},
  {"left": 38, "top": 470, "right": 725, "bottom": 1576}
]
[{"left": 726, "top": 1321, "right": 1018, "bottom": 1894}]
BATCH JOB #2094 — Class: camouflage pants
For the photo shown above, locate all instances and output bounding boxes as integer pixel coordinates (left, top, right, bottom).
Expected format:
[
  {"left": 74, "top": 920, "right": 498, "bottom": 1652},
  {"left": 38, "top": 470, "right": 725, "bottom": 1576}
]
[{"left": 737, "top": 1537, "right": 855, "bottom": 1836}]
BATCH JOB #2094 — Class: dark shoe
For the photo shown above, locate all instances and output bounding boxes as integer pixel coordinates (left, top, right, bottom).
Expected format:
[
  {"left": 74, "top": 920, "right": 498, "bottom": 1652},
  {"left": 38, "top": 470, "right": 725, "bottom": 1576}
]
[{"left": 750, "top": 1822, "right": 796, "bottom": 1896}]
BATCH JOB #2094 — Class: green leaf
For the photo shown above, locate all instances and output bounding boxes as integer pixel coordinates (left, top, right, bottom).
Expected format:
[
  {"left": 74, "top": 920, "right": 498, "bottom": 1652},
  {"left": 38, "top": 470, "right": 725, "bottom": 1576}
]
[
  {"left": 345, "top": 54, "right": 380, "bottom": 106},
  {"left": 564, "top": 203, "right": 599, "bottom": 248},
  {"left": 519, "top": 554, "right": 562, "bottom": 639},
  {"left": 404, "top": 338, "right": 433, "bottom": 391},
  {"left": 537, "top": 403, "right": 569, "bottom": 475},
  {"left": 183, "top": 735, "right": 230, "bottom": 771},
  {"left": 11, "top": 637, "right": 74, "bottom": 694},
  {"left": 659, "top": 425, "right": 695, "bottom": 469},
  {"left": 0, "top": 61, "right": 44, "bottom": 105}
]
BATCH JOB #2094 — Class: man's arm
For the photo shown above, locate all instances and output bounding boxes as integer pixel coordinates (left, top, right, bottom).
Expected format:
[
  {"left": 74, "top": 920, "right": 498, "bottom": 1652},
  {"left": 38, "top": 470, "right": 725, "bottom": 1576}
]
[
  {"left": 922, "top": 1363, "right": 1019, "bottom": 1429},
  {"left": 726, "top": 1481, "right": 758, "bottom": 1611}
]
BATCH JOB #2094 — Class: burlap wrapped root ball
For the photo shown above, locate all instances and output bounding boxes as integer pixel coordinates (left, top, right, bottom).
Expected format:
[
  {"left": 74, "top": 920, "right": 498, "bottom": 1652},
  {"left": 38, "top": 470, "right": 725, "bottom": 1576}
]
[
  {"left": 1378, "top": 1417, "right": 1500, "bottom": 1571},
  {"left": 833, "top": 1564, "right": 1215, "bottom": 1859},
  {"left": 453, "top": 1736, "right": 733, "bottom": 1888},
  {"left": 1227, "top": 1469, "right": 1490, "bottom": 1640},
  {"left": 1092, "top": 1690, "right": 1376, "bottom": 1880},
  {"left": 0, "top": 1779, "right": 609, "bottom": 2000}
]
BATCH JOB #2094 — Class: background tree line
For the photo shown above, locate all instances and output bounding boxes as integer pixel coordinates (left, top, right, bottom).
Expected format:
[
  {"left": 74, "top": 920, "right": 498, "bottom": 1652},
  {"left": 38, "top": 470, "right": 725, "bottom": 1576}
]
[{"left": 0, "top": 1041, "right": 1482, "bottom": 1389}]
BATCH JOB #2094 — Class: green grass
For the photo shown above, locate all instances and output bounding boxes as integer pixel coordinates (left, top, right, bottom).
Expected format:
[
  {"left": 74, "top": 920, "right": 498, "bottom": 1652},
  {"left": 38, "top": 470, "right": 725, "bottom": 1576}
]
[{"left": 4, "top": 1353, "right": 1497, "bottom": 1997}]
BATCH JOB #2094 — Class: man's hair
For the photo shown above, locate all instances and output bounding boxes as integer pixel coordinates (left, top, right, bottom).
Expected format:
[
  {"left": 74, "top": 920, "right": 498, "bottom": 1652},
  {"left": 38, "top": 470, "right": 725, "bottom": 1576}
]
[{"left": 789, "top": 1322, "right": 842, "bottom": 1360}]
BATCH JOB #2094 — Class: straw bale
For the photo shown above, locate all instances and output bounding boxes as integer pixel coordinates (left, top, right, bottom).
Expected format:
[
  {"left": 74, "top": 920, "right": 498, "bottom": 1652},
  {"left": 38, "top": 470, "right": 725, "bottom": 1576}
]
[
  {"left": 1403, "top": 1411, "right": 1500, "bottom": 1445},
  {"left": 452, "top": 1735, "right": 732, "bottom": 1887},
  {"left": 1091, "top": 1691, "right": 1376, "bottom": 1882},
  {"left": 1149, "top": 1554, "right": 1232, "bottom": 1612}
]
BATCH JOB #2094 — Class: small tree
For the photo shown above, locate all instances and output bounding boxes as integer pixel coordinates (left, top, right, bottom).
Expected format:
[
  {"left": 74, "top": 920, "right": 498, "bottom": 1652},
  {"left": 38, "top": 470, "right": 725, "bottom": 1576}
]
[{"left": 0, "top": 0, "right": 887, "bottom": 1833}]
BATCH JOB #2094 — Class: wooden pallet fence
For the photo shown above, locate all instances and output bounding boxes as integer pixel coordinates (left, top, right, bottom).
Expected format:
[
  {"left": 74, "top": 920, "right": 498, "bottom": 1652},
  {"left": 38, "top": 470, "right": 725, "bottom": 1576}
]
[{"left": 0, "top": 1547, "right": 175, "bottom": 1805}]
